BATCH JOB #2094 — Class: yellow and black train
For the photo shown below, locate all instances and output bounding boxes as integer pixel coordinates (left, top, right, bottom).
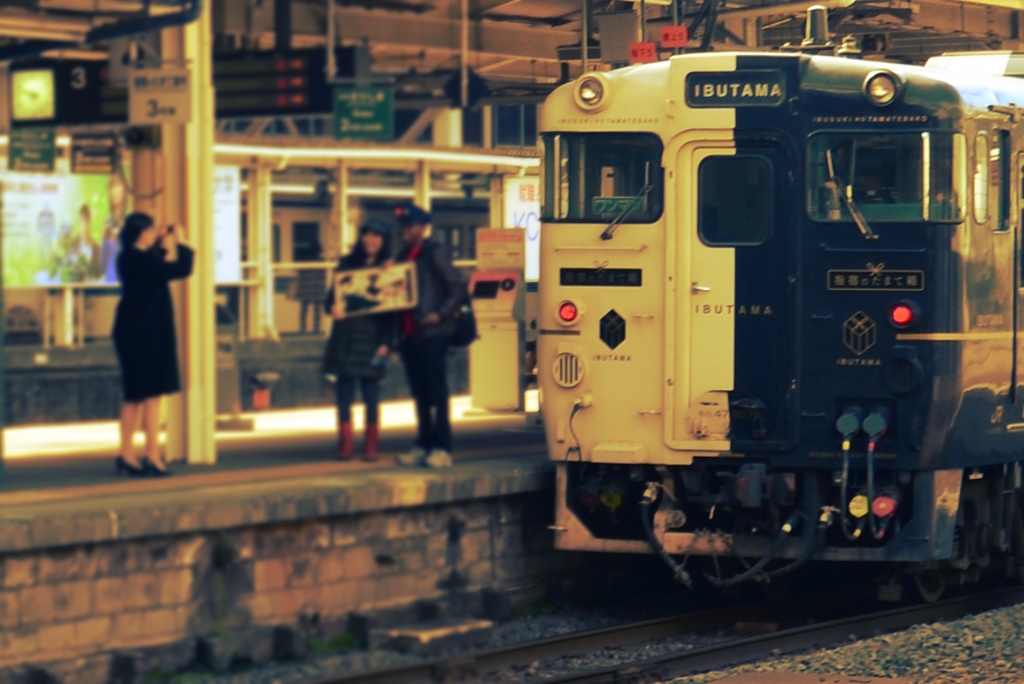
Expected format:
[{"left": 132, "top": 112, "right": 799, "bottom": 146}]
[{"left": 537, "top": 42, "right": 1024, "bottom": 600}]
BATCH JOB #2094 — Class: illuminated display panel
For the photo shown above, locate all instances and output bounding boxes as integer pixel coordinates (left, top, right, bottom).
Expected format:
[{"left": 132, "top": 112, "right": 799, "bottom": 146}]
[{"left": 11, "top": 70, "right": 56, "bottom": 121}]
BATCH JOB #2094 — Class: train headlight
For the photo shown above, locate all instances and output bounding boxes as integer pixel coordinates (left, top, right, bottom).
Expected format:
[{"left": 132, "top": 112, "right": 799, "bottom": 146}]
[
  {"left": 863, "top": 71, "right": 902, "bottom": 107},
  {"left": 574, "top": 74, "right": 611, "bottom": 111},
  {"left": 579, "top": 79, "right": 603, "bottom": 105}
]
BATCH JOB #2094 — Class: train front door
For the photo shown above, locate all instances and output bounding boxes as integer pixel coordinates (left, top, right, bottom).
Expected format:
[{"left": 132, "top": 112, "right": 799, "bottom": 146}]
[{"left": 667, "top": 138, "right": 796, "bottom": 452}]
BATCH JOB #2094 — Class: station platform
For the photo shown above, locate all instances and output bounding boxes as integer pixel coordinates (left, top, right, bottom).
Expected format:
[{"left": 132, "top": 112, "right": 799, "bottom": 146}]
[
  {"left": 0, "top": 394, "right": 569, "bottom": 684},
  {"left": 0, "top": 392, "right": 541, "bottom": 492}
]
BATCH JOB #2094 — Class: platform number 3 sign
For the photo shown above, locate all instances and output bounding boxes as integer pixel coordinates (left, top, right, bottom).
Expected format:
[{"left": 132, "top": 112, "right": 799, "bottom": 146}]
[{"left": 128, "top": 68, "right": 192, "bottom": 125}]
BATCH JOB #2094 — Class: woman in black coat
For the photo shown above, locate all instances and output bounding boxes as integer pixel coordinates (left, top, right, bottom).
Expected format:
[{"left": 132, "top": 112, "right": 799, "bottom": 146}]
[
  {"left": 323, "top": 219, "right": 397, "bottom": 461},
  {"left": 112, "top": 213, "right": 195, "bottom": 476}
]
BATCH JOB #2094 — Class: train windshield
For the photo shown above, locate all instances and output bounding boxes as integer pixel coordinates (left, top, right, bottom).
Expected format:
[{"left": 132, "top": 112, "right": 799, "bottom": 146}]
[
  {"left": 808, "top": 132, "right": 966, "bottom": 223},
  {"left": 540, "top": 133, "right": 664, "bottom": 223}
]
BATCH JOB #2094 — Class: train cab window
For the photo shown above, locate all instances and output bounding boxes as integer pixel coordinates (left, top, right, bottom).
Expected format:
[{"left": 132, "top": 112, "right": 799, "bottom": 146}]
[
  {"left": 974, "top": 132, "right": 989, "bottom": 224},
  {"left": 698, "top": 156, "right": 773, "bottom": 246},
  {"left": 808, "top": 133, "right": 961, "bottom": 223},
  {"left": 539, "top": 133, "right": 663, "bottom": 223}
]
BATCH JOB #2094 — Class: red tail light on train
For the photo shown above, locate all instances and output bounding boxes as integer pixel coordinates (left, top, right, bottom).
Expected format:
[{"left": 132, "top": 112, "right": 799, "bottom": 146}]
[
  {"left": 890, "top": 302, "right": 917, "bottom": 329},
  {"left": 559, "top": 302, "right": 579, "bottom": 323}
]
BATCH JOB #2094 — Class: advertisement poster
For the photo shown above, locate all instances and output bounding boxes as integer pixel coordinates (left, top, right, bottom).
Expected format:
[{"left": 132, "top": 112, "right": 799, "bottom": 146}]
[
  {"left": 0, "top": 168, "right": 130, "bottom": 286},
  {"left": 213, "top": 165, "right": 242, "bottom": 283},
  {"left": 503, "top": 176, "right": 540, "bottom": 282},
  {"left": 333, "top": 263, "right": 418, "bottom": 318}
]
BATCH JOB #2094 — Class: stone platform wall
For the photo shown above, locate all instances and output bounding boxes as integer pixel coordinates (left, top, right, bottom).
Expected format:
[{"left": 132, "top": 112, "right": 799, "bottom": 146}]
[{"left": 0, "top": 490, "right": 567, "bottom": 683}]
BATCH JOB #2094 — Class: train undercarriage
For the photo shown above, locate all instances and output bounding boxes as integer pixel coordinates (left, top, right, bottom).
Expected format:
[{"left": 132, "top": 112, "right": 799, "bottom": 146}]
[{"left": 552, "top": 460, "right": 1024, "bottom": 603}]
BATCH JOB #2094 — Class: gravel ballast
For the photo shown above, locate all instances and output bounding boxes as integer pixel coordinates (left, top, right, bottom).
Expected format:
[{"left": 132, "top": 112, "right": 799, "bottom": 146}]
[
  {"left": 673, "top": 601, "right": 1024, "bottom": 684},
  {"left": 160, "top": 608, "right": 639, "bottom": 684}
]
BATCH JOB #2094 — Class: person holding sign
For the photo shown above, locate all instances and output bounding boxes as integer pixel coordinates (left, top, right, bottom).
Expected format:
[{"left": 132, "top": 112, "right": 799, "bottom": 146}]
[
  {"left": 323, "top": 220, "right": 398, "bottom": 461},
  {"left": 394, "top": 205, "right": 467, "bottom": 469},
  {"left": 111, "top": 214, "right": 194, "bottom": 476}
]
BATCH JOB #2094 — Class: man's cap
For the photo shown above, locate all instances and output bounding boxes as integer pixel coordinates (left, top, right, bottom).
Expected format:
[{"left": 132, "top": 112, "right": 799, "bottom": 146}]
[
  {"left": 360, "top": 218, "right": 392, "bottom": 238},
  {"left": 395, "top": 204, "right": 431, "bottom": 226}
]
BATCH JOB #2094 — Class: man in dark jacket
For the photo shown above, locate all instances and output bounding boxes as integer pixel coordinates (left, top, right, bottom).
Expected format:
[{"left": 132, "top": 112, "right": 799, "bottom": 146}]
[{"left": 394, "top": 205, "right": 466, "bottom": 468}]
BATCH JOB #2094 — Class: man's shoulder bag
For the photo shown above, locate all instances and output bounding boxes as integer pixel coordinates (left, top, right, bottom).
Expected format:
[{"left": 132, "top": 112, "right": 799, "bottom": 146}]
[{"left": 449, "top": 298, "right": 477, "bottom": 347}]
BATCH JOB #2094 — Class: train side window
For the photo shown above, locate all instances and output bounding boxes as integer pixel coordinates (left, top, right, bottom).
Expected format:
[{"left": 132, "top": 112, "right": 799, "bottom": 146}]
[
  {"left": 974, "top": 132, "right": 989, "bottom": 224},
  {"left": 698, "top": 156, "right": 773, "bottom": 246},
  {"left": 996, "top": 130, "right": 1011, "bottom": 232},
  {"left": 927, "top": 132, "right": 966, "bottom": 221}
]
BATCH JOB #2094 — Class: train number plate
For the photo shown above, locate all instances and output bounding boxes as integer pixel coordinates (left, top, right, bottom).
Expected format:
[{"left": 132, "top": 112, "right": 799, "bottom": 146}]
[
  {"left": 828, "top": 269, "right": 924, "bottom": 291},
  {"left": 560, "top": 268, "right": 642, "bottom": 287}
]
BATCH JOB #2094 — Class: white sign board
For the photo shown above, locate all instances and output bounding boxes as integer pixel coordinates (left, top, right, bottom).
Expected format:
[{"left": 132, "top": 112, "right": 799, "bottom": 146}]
[
  {"left": 476, "top": 228, "right": 525, "bottom": 272},
  {"left": 334, "top": 262, "right": 418, "bottom": 318},
  {"left": 503, "top": 177, "right": 540, "bottom": 282},
  {"left": 129, "top": 68, "right": 191, "bottom": 125},
  {"left": 213, "top": 166, "right": 241, "bottom": 283}
]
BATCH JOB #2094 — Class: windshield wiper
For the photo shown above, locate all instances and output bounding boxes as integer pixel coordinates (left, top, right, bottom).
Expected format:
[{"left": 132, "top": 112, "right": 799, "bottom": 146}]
[
  {"left": 826, "top": 149, "right": 877, "bottom": 240},
  {"left": 600, "top": 184, "right": 654, "bottom": 240}
]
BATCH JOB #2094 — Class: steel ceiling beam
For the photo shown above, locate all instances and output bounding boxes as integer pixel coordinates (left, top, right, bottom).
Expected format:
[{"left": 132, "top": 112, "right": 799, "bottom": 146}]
[
  {"left": 0, "top": 0, "right": 201, "bottom": 62},
  {"left": 330, "top": 5, "right": 576, "bottom": 62}
]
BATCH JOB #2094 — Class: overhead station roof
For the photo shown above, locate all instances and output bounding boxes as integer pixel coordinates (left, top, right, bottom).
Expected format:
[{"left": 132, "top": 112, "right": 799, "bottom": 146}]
[{"left": 1, "top": 1, "right": 1023, "bottom": 89}]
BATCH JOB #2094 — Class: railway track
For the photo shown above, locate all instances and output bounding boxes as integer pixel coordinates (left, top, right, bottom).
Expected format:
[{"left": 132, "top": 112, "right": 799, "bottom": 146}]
[{"left": 312, "top": 586, "right": 1024, "bottom": 684}]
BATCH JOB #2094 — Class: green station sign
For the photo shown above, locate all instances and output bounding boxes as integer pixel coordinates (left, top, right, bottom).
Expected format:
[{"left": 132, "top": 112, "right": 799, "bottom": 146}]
[
  {"left": 9, "top": 128, "right": 56, "bottom": 172},
  {"left": 333, "top": 87, "right": 394, "bottom": 141}
]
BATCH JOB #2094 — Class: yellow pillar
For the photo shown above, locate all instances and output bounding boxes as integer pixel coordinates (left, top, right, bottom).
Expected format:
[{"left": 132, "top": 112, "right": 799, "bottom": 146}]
[
  {"left": 180, "top": 2, "right": 218, "bottom": 464},
  {"left": 250, "top": 164, "right": 277, "bottom": 340},
  {"left": 161, "top": 26, "right": 187, "bottom": 464},
  {"left": 245, "top": 168, "right": 260, "bottom": 339}
]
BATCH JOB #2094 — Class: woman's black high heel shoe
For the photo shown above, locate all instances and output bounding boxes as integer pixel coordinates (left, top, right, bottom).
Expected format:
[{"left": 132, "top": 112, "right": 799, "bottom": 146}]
[
  {"left": 115, "top": 456, "right": 146, "bottom": 476},
  {"left": 142, "top": 458, "right": 171, "bottom": 477}
]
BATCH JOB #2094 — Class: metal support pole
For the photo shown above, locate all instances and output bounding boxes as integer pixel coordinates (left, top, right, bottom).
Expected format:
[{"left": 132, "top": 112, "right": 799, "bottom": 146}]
[
  {"left": 414, "top": 160, "right": 432, "bottom": 214},
  {"left": 0, "top": 62, "right": 8, "bottom": 134},
  {"left": 336, "top": 160, "right": 353, "bottom": 254},
  {"left": 640, "top": 0, "right": 646, "bottom": 42},
  {"left": 0, "top": 181, "right": 5, "bottom": 481},
  {"left": 182, "top": 1, "right": 218, "bottom": 464},
  {"left": 275, "top": 0, "right": 291, "bottom": 51},
  {"left": 254, "top": 165, "right": 278, "bottom": 341},
  {"left": 581, "top": 0, "right": 589, "bottom": 73},
  {"left": 490, "top": 175, "right": 503, "bottom": 228},
  {"left": 0, "top": 65, "right": 7, "bottom": 478},
  {"left": 61, "top": 288, "right": 73, "bottom": 348},
  {"left": 326, "top": 0, "right": 336, "bottom": 80},
  {"left": 460, "top": 0, "right": 469, "bottom": 109},
  {"left": 672, "top": 0, "right": 680, "bottom": 54},
  {"left": 482, "top": 105, "right": 494, "bottom": 148}
]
